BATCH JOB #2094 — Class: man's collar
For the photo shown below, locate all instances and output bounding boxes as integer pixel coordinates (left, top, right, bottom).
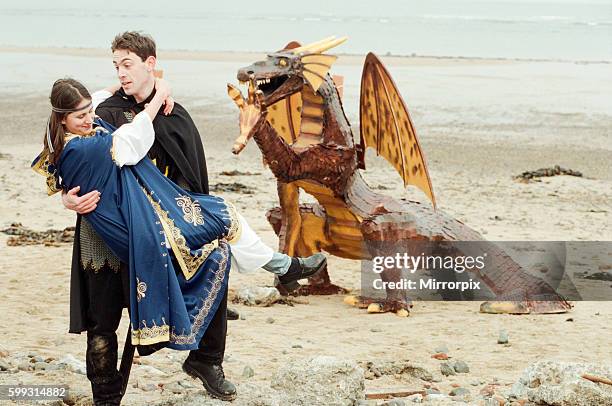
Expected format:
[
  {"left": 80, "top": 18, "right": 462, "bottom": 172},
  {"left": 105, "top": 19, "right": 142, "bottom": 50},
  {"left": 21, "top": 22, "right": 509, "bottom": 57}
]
[{"left": 116, "top": 87, "right": 157, "bottom": 107}]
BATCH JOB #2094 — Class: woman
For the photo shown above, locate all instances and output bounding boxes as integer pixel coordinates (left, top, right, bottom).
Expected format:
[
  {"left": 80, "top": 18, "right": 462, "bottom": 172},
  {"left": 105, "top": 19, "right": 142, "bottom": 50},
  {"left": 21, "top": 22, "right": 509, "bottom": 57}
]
[{"left": 32, "top": 78, "right": 325, "bottom": 351}]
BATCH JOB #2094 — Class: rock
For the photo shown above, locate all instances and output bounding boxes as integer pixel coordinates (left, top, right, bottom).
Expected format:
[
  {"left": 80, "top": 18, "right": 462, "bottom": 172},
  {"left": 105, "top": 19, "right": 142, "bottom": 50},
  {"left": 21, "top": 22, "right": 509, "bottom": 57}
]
[
  {"left": 163, "top": 382, "right": 184, "bottom": 394},
  {"left": 509, "top": 361, "right": 612, "bottom": 405},
  {"left": 235, "top": 286, "right": 281, "bottom": 306},
  {"left": 266, "top": 317, "right": 275, "bottom": 324},
  {"left": 242, "top": 365, "right": 255, "bottom": 378},
  {"left": 292, "top": 344, "right": 303, "bottom": 349},
  {"left": 135, "top": 379, "right": 158, "bottom": 392},
  {"left": 453, "top": 360, "right": 470, "bottom": 373},
  {"left": 270, "top": 356, "right": 364, "bottom": 405},
  {"left": 441, "top": 362, "right": 456, "bottom": 376},
  {"left": 431, "top": 353, "right": 449, "bottom": 360},
  {"left": 425, "top": 388, "right": 441, "bottom": 395},
  {"left": 178, "top": 380, "right": 194, "bottom": 389},
  {"left": 381, "top": 400, "right": 406, "bottom": 406},
  {"left": 59, "top": 354, "right": 87, "bottom": 375},
  {"left": 498, "top": 330, "right": 509, "bottom": 344},
  {"left": 449, "top": 387, "right": 470, "bottom": 397},
  {"left": 18, "top": 362, "right": 32, "bottom": 371},
  {"left": 34, "top": 361, "right": 48, "bottom": 371},
  {"left": 0, "top": 359, "right": 10, "bottom": 371},
  {"left": 0, "top": 346, "right": 9, "bottom": 358},
  {"left": 424, "top": 393, "right": 448, "bottom": 401},
  {"left": 31, "top": 355, "right": 44, "bottom": 363},
  {"left": 434, "top": 345, "right": 449, "bottom": 354},
  {"left": 483, "top": 398, "right": 501, "bottom": 406},
  {"left": 362, "top": 360, "right": 433, "bottom": 382},
  {"left": 61, "top": 390, "right": 91, "bottom": 406},
  {"left": 136, "top": 365, "right": 167, "bottom": 376}
]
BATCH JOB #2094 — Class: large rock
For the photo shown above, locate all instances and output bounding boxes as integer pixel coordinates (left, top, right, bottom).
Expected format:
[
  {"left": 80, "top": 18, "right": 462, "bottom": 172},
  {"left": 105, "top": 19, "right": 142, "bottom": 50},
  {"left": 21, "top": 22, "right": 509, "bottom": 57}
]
[
  {"left": 509, "top": 361, "right": 612, "bottom": 405},
  {"left": 235, "top": 286, "right": 281, "bottom": 306},
  {"left": 271, "top": 356, "right": 365, "bottom": 405}
]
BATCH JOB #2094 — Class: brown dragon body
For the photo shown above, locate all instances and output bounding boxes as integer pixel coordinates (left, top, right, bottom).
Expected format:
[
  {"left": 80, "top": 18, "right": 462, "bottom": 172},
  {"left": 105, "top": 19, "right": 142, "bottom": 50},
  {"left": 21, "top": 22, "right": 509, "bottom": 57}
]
[{"left": 227, "top": 37, "right": 571, "bottom": 315}]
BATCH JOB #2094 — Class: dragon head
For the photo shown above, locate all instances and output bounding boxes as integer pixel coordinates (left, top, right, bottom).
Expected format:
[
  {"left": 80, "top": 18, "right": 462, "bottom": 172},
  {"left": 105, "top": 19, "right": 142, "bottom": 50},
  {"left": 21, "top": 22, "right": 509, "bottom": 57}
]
[
  {"left": 236, "top": 36, "right": 347, "bottom": 106},
  {"left": 229, "top": 36, "right": 347, "bottom": 154}
]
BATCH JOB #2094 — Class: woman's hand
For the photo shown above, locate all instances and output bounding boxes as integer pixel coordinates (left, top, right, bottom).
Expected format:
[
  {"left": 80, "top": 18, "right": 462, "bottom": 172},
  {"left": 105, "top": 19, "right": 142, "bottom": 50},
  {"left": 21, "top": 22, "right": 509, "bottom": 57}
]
[
  {"left": 154, "top": 78, "right": 171, "bottom": 100},
  {"left": 154, "top": 78, "right": 173, "bottom": 115}
]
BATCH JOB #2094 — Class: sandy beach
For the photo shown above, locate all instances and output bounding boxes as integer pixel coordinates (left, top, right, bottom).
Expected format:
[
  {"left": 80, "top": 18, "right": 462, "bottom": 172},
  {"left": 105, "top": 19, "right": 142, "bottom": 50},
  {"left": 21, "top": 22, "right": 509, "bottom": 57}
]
[{"left": 0, "top": 47, "right": 610, "bottom": 405}]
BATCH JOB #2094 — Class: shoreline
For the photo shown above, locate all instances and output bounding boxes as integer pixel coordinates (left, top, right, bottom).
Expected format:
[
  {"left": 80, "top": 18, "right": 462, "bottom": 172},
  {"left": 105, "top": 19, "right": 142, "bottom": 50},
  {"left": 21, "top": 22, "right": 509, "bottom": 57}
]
[{"left": 1, "top": 45, "right": 610, "bottom": 66}]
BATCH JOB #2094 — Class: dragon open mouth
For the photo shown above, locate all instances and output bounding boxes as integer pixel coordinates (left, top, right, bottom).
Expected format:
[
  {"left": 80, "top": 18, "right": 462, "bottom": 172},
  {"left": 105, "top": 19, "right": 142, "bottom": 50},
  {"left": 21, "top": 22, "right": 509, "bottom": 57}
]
[{"left": 255, "top": 75, "right": 288, "bottom": 96}]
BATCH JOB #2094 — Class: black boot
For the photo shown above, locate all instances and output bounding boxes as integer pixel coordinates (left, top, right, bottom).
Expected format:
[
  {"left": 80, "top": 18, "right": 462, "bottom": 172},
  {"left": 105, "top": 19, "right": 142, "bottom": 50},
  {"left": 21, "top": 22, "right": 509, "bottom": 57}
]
[
  {"left": 86, "top": 333, "right": 124, "bottom": 406},
  {"left": 183, "top": 355, "right": 237, "bottom": 401},
  {"left": 278, "top": 253, "right": 327, "bottom": 291}
]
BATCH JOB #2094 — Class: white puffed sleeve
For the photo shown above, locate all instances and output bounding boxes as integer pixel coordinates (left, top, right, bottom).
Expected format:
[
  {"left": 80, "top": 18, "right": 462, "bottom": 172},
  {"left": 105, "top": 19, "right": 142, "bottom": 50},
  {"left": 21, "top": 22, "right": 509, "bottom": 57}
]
[
  {"left": 112, "top": 112, "right": 155, "bottom": 167},
  {"left": 91, "top": 90, "right": 113, "bottom": 110}
]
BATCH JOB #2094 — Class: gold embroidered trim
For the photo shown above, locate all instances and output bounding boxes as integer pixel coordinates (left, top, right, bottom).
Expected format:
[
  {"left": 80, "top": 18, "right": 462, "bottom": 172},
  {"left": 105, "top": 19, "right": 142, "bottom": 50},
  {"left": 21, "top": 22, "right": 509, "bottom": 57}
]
[
  {"left": 142, "top": 188, "right": 219, "bottom": 280},
  {"left": 224, "top": 201, "right": 242, "bottom": 243},
  {"left": 136, "top": 277, "right": 147, "bottom": 302},
  {"left": 131, "top": 318, "right": 170, "bottom": 345},
  {"left": 170, "top": 245, "right": 229, "bottom": 345},
  {"left": 31, "top": 150, "right": 61, "bottom": 196},
  {"left": 175, "top": 195, "right": 205, "bottom": 226}
]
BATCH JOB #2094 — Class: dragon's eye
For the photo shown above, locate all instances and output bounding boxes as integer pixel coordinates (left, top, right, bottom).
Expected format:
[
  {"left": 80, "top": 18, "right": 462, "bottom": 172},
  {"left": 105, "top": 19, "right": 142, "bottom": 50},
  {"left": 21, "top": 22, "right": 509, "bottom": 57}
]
[{"left": 278, "top": 58, "right": 288, "bottom": 67}]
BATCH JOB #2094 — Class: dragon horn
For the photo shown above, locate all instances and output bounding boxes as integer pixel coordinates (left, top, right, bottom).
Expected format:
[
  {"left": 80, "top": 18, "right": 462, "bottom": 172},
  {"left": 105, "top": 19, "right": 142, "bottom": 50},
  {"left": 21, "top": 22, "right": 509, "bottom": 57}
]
[
  {"left": 307, "top": 36, "right": 348, "bottom": 54},
  {"left": 291, "top": 36, "right": 336, "bottom": 54}
]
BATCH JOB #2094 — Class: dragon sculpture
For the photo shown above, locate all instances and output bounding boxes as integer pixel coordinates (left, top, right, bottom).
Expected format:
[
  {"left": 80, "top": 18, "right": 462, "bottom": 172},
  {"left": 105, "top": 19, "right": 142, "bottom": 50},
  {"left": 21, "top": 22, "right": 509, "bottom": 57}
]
[{"left": 227, "top": 36, "right": 571, "bottom": 315}]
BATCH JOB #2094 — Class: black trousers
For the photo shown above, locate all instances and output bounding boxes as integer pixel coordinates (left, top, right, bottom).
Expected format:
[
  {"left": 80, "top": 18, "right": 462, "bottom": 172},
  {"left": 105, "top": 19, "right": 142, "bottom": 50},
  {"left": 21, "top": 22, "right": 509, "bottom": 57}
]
[{"left": 83, "top": 261, "right": 228, "bottom": 404}]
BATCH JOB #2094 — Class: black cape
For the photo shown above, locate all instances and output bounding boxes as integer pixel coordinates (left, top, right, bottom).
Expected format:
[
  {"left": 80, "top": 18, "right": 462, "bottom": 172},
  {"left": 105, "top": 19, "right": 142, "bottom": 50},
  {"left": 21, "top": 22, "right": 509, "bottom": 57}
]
[{"left": 69, "top": 88, "right": 209, "bottom": 333}]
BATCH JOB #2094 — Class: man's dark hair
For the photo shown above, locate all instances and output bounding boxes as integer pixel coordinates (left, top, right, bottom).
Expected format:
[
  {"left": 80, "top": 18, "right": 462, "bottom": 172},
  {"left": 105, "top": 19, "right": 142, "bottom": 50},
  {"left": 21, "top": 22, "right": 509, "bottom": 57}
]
[{"left": 111, "top": 31, "right": 156, "bottom": 61}]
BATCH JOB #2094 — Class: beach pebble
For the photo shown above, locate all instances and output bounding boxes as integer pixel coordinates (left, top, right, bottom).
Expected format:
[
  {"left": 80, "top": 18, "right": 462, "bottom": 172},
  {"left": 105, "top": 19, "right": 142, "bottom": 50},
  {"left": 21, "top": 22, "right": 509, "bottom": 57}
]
[
  {"left": 381, "top": 400, "right": 406, "bottom": 406},
  {"left": 18, "top": 362, "right": 32, "bottom": 371},
  {"left": 59, "top": 354, "right": 86, "bottom": 375},
  {"left": 434, "top": 344, "right": 449, "bottom": 354},
  {"left": 453, "top": 360, "right": 470, "bottom": 373},
  {"left": 163, "top": 382, "right": 183, "bottom": 394},
  {"left": 33, "top": 361, "right": 48, "bottom": 371},
  {"left": 242, "top": 365, "right": 255, "bottom": 378},
  {"left": 236, "top": 286, "right": 281, "bottom": 306},
  {"left": 178, "top": 380, "right": 194, "bottom": 389},
  {"left": 135, "top": 379, "right": 158, "bottom": 392},
  {"left": 266, "top": 317, "right": 275, "bottom": 324},
  {"left": 136, "top": 365, "right": 166, "bottom": 377},
  {"left": 449, "top": 387, "right": 470, "bottom": 397},
  {"left": 497, "top": 330, "right": 509, "bottom": 344},
  {"left": 440, "top": 362, "right": 456, "bottom": 376},
  {"left": 271, "top": 356, "right": 364, "bottom": 405}
]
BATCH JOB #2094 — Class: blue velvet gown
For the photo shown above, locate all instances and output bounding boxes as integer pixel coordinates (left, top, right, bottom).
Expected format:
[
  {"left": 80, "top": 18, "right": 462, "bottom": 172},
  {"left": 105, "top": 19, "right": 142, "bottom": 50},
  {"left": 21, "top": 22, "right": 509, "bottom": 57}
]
[{"left": 33, "top": 119, "right": 239, "bottom": 350}]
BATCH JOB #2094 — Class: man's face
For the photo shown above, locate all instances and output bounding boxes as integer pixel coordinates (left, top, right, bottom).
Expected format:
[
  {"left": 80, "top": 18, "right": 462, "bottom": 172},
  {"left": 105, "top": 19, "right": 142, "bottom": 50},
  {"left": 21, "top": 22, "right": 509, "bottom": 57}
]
[{"left": 112, "top": 49, "right": 154, "bottom": 96}]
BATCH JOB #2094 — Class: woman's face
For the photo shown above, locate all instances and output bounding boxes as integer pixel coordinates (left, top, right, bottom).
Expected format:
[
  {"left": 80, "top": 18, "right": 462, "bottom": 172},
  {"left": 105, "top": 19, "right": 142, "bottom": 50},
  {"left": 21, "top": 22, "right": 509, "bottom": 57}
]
[{"left": 62, "top": 98, "right": 94, "bottom": 135}]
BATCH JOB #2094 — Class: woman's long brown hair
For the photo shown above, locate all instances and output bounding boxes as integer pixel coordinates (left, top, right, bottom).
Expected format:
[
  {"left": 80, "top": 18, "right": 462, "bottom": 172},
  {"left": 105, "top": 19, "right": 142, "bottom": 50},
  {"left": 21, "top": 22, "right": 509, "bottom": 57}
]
[{"left": 44, "top": 78, "right": 91, "bottom": 164}]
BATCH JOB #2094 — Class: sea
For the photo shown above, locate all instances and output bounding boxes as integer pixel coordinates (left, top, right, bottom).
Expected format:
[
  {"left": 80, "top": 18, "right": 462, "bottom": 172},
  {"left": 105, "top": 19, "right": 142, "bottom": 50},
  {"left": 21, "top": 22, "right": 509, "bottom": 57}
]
[{"left": 1, "top": 0, "right": 611, "bottom": 61}]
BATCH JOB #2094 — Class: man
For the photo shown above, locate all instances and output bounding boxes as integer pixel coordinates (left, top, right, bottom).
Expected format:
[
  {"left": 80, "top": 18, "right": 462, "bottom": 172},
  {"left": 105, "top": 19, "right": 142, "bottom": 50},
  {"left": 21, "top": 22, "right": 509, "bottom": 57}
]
[{"left": 63, "top": 31, "right": 234, "bottom": 404}]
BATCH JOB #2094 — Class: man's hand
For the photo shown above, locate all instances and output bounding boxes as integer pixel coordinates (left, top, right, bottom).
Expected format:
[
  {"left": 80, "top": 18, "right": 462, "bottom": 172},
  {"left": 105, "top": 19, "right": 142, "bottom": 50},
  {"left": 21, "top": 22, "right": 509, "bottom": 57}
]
[{"left": 62, "top": 186, "right": 100, "bottom": 214}]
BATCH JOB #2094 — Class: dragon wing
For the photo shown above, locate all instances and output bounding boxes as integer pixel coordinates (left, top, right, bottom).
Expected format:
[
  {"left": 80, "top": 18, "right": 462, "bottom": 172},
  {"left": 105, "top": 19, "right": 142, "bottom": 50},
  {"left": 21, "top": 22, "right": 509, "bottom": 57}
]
[{"left": 359, "top": 52, "right": 436, "bottom": 208}]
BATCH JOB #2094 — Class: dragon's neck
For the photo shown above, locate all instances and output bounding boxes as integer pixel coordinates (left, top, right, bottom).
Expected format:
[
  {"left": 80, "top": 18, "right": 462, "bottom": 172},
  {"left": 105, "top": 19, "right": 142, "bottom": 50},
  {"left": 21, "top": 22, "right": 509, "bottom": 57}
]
[
  {"left": 293, "top": 86, "right": 324, "bottom": 148},
  {"left": 266, "top": 77, "right": 354, "bottom": 150}
]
